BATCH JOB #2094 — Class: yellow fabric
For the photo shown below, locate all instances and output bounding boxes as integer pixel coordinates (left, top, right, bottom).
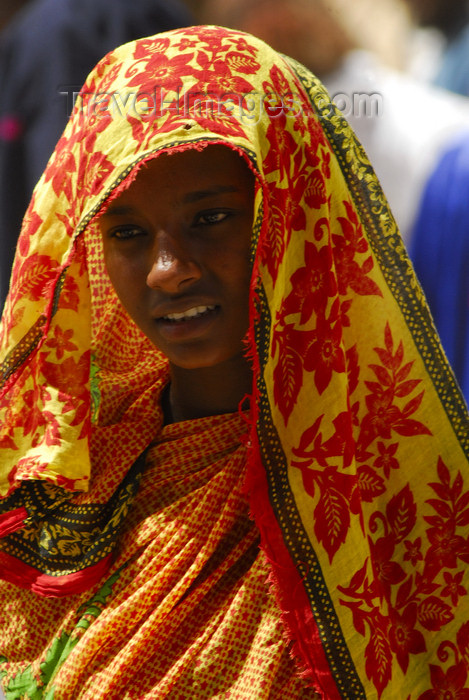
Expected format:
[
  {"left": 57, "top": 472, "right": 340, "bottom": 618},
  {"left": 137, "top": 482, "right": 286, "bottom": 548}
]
[{"left": 0, "top": 24, "right": 468, "bottom": 698}]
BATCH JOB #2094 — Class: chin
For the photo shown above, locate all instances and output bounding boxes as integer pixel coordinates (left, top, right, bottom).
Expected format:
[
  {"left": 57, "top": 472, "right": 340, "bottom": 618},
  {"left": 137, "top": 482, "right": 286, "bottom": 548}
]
[
  {"left": 168, "top": 347, "right": 247, "bottom": 373},
  {"left": 169, "top": 355, "right": 228, "bottom": 371}
]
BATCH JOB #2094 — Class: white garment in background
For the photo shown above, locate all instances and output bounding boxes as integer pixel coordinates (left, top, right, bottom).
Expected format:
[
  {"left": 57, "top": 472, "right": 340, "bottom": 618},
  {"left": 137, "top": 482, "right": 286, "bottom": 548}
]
[{"left": 324, "top": 50, "right": 469, "bottom": 242}]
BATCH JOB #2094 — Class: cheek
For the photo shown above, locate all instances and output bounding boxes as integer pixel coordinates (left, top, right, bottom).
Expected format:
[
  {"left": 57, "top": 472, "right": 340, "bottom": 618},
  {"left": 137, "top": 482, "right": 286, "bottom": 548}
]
[
  {"left": 214, "top": 231, "right": 252, "bottom": 283},
  {"left": 103, "top": 249, "right": 145, "bottom": 307},
  {"left": 218, "top": 252, "right": 252, "bottom": 298}
]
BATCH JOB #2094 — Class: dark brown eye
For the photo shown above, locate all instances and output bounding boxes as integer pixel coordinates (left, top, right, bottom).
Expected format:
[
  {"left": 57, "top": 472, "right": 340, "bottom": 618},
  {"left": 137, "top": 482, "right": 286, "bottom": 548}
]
[
  {"left": 195, "top": 211, "right": 230, "bottom": 226},
  {"left": 110, "top": 226, "right": 145, "bottom": 240}
]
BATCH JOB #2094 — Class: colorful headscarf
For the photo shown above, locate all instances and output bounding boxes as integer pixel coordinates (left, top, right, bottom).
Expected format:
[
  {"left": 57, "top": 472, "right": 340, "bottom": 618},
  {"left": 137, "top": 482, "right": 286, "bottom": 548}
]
[{"left": 0, "top": 25, "right": 468, "bottom": 698}]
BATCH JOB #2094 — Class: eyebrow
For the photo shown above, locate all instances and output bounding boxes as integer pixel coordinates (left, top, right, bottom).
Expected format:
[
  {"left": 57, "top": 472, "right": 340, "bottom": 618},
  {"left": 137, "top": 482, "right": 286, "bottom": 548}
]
[
  {"left": 184, "top": 185, "right": 239, "bottom": 202},
  {"left": 102, "top": 185, "right": 240, "bottom": 217}
]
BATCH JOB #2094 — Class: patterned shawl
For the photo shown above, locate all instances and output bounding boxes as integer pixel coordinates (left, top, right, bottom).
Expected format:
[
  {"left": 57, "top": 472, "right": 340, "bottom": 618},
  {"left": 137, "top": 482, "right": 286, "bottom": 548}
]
[{"left": 0, "top": 25, "right": 468, "bottom": 699}]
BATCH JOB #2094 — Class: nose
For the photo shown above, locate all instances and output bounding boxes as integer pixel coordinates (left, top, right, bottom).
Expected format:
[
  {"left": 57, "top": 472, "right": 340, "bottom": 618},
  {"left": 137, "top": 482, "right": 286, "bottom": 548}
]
[{"left": 146, "top": 230, "right": 202, "bottom": 294}]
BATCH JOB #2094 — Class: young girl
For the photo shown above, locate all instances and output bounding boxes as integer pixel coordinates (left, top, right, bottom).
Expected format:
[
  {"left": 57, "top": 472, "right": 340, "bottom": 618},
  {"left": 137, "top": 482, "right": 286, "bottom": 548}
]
[{"left": 0, "top": 25, "right": 468, "bottom": 699}]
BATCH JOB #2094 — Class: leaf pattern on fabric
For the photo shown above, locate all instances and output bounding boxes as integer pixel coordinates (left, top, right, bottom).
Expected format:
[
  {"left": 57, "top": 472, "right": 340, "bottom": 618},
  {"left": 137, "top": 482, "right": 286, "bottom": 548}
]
[
  {"left": 10, "top": 254, "right": 59, "bottom": 303},
  {"left": 359, "top": 323, "right": 432, "bottom": 450},
  {"left": 336, "top": 458, "right": 469, "bottom": 694},
  {"left": 333, "top": 202, "right": 384, "bottom": 298}
]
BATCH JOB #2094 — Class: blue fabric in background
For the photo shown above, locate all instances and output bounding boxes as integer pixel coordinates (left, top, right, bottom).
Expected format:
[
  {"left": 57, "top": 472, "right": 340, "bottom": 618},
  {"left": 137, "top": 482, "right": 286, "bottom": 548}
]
[
  {"left": 434, "top": 24, "right": 469, "bottom": 97},
  {"left": 410, "top": 132, "right": 469, "bottom": 402}
]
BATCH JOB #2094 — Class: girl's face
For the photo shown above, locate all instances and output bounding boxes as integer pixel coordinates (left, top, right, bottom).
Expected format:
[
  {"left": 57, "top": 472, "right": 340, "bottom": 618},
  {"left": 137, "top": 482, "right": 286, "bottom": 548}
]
[{"left": 99, "top": 145, "right": 255, "bottom": 371}]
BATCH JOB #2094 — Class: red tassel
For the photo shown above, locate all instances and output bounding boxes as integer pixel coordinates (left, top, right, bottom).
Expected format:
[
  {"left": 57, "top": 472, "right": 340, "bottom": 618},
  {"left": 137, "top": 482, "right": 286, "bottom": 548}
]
[
  {"left": 0, "top": 507, "right": 28, "bottom": 537},
  {"left": 0, "top": 550, "right": 113, "bottom": 598}
]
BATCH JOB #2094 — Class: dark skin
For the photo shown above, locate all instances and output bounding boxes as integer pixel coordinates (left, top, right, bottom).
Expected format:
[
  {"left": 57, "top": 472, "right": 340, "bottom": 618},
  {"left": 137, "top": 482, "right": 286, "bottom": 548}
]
[
  {"left": 99, "top": 145, "right": 255, "bottom": 423},
  {"left": 162, "top": 357, "right": 252, "bottom": 424}
]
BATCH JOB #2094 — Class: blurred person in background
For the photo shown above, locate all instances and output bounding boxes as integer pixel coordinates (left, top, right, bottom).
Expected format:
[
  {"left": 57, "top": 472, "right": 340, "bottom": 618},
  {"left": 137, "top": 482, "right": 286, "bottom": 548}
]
[
  {"left": 404, "top": 0, "right": 469, "bottom": 97},
  {"left": 0, "top": 0, "right": 194, "bottom": 311}
]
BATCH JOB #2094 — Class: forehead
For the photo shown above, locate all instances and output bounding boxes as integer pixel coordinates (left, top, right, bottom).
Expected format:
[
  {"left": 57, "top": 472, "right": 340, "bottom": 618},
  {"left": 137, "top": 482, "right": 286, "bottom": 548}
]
[{"left": 115, "top": 145, "right": 255, "bottom": 203}]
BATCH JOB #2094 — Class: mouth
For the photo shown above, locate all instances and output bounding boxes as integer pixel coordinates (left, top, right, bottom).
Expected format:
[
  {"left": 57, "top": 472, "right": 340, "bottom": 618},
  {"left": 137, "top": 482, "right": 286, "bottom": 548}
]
[
  {"left": 155, "top": 303, "right": 220, "bottom": 342},
  {"left": 159, "top": 304, "right": 218, "bottom": 323}
]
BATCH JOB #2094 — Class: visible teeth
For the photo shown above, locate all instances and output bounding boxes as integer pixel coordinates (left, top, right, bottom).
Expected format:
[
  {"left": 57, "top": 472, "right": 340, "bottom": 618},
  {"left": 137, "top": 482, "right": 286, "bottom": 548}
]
[{"left": 163, "top": 305, "right": 216, "bottom": 321}]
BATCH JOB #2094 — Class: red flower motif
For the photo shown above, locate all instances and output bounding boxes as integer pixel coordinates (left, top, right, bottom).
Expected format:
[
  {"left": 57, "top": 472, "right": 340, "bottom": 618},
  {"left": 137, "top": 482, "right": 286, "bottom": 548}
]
[
  {"left": 389, "top": 603, "right": 426, "bottom": 673},
  {"left": 373, "top": 441, "right": 399, "bottom": 478},
  {"left": 40, "top": 352, "right": 91, "bottom": 439},
  {"left": 363, "top": 388, "right": 402, "bottom": 441},
  {"left": 285, "top": 241, "right": 337, "bottom": 323},
  {"left": 370, "top": 535, "right": 406, "bottom": 600},
  {"left": 337, "top": 200, "right": 369, "bottom": 251},
  {"left": 197, "top": 58, "right": 255, "bottom": 96},
  {"left": 231, "top": 36, "right": 259, "bottom": 56},
  {"left": 404, "top": 537, "right": 423, "bottom": 566},
  {"left": 60, "top": 274, "right": 81, "bottom": 313},
  {"left": 17, "top": 207, "right": 43, "bottom": 257},
  {"left": 41, "top": 352, "right": 89, "bottom": 401},
  {"left": 20, "top": 381, "right": 60, "bottom": 448},
  {"left": 173, "top": 37, "right": 199, "bottom": 52},
  {"left": 44, "top": 137, "right": 76, "bottom": 200},
  {"left": 127, "top": 52, "right": 194, "bottom": 93},
  {"left": 304, "top": 303, "right": 346, "bottom": 395},
  {"left": 59, "top": 88, "right": 111, "bottom": 158},
  {"left": 45, "top": 327, "right": 78, "bottom": 360},
  {"left": 419, "top": 662, "right": 469, "bottom": 700},
  {"left": 427, "top": 526, "right": 466, "bottom": 569},
  {"left": 331, "top": 201, "right": 383, "bottom": 298},
  {"left": 263, "top": 112, "right": 299, "bottom": 179},
  {"left": 223, "top": 51, "right": 261, "bottom": 75},
  {"left": 333, "top": 240, "right": 382, "bottom": 298},
  {"left": 441, "top": 571, "right": 467, "bottom": 607},
  {"left": 77, "top": 110, "right": 112, "bottom": 154}
]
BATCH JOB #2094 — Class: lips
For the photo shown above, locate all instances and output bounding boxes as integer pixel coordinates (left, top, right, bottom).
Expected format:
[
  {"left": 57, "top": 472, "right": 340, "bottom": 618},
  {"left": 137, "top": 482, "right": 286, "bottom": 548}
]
[
  {"left": 154, "top": 302, "right": 221, "bottom": 342},
  {"left": 160, "top": 304, "right": 217, "bottom": 322}
]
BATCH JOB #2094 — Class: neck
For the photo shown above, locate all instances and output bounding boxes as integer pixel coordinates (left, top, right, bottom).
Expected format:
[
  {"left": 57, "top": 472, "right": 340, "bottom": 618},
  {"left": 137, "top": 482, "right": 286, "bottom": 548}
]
[{"left": 165, "top": 354, "right": 253, "bottom": 424}]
